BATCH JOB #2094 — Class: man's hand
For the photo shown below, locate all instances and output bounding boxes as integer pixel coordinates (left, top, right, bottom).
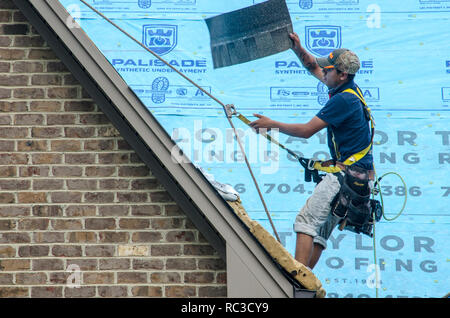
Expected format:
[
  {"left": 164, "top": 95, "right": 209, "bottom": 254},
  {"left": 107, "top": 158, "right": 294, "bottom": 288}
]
[
  {"left": 249, "top": 114, "right": 275, "bottom": 132},
  {"left": 289, "top": 31, "right": 324, "bottom": 83},
  {"left": 289, "top": 32, "right": 302, "bottom": 53}
]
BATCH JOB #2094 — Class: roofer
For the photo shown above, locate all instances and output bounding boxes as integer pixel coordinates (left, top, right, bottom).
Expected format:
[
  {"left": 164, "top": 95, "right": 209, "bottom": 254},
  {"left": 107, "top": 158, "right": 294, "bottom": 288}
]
[{"left": 249, "top": 32, "right": 375, "bottom": 269}]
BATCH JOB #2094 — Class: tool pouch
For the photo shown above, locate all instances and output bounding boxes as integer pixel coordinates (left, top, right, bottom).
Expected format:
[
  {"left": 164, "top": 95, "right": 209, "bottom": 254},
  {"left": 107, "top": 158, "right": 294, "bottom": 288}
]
[{"left": 331, "top": 165, "right": 371, "bottom": 219}]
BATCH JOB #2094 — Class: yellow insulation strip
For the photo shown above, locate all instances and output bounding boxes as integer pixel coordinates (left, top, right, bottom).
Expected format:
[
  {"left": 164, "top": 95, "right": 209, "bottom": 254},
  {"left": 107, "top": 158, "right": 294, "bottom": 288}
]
[{"left": 227, "top": 200, "right": 326, "bottom": 298}]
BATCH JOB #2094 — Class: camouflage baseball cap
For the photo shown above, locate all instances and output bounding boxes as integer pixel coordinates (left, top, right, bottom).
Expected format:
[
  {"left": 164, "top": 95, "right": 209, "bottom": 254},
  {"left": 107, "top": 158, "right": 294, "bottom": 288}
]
[{"left": 316, "top": 48, "right": 360, "bottom": 74}]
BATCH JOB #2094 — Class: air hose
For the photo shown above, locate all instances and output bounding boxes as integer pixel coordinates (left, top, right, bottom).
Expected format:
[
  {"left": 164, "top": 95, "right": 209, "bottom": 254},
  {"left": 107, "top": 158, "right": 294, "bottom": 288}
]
[{"left": 371, "top": 171, "right": 408, "bottom": 298}]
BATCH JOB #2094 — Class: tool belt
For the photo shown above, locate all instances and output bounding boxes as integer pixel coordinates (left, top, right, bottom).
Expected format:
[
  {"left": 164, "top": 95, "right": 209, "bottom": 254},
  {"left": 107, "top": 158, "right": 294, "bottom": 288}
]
[{"left": 330, "top": 165, "right": 382, "bottom": 237}]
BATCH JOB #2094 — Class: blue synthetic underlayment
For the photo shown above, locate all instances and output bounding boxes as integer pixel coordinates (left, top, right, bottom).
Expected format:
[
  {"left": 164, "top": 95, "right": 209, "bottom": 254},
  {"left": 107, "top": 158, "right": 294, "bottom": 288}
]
[{"left": 60, "top": 0, "right": 449, "bottom": 298}]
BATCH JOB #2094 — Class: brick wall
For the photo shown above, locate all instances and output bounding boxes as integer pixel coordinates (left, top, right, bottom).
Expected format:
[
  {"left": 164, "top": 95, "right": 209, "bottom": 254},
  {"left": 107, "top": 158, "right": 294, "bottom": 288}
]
[{"left": 0, "top": 0, "right": 226, "bottom": 298}]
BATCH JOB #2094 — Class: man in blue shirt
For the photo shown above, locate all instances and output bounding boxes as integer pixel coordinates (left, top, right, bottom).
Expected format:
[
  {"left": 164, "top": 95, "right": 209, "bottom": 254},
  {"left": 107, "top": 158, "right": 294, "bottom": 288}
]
[{"left": 250, "top": 32, "right": 374, "bottom": 269}]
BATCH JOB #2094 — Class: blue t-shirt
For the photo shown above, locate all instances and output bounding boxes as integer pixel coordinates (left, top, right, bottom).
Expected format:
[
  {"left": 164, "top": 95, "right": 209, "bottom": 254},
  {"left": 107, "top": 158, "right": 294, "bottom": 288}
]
[{"left": 316, "top": 80, "right": 374, "bottom": 170}]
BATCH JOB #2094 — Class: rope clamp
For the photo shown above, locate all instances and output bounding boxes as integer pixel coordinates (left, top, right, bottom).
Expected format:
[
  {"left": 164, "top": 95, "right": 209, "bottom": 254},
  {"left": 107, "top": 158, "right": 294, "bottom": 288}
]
[
  {"left": 307, "top": 159, "right": 316, "bottom": 171},
  {"left": 225, "top": 104, "right": 237, "bottom": 118}
]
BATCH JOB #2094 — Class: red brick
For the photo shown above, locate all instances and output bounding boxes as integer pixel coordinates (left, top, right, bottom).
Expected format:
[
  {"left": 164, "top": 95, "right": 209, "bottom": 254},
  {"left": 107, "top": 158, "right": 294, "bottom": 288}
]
[
  {"left": 13, "top": 35, "right": 45, "bottom": 47},
  {"left": 0, "top": 259, "right": 30, "bottom": 271},
  {"left": 64, "top": 127, "right": 95, "bottom": 138},
  {"left": 79, "top": 114, "right": 109, "bottom": 124},
  {"left": 0, "top": 153, "right": 28, "bottom": 164},
  {"left": 19, "top": 166, "right": 49, "bottom": 177},
  {"left": 0, "top": 246, "right": 15, "bottom": 258},
  {"left": 12, "top": 61, "right": 44, "bottom": 73},
  {"left": 98, "top": 153, "right": 129, "bottom": 164},
  {"left": 13, "top": 87, "right": 45, "bottom": 99},
  {"left": 18, "top": 192, "right": 47, "bottom": 203},
  {"left": 98, "top": 205, "right": 129, "bottom": 216},
  {"left": 131, "top": 205, "right": 161, "bottom": 216},
  {"left": 32, "top": 205, "right": 63, "bottom": 217},
  {"left": 0, "top": 127, "right": 28, "bottom": 138},
  {"left": 98, "top": 231, "right": 129, "bottom": 243},
  {"left": 0, "top": 219, "right": 15, "bottom": 230},
  {"left": 16, "top": 273, "right": 47, "bottom": 285},
  {"left": 52, "top": 166, "right": 82, "bottom": 177},
  {"left": 64, "top": 286, "right": 96, "bottom": 298},
  {"left": 33, "top": 232, "right": 65, "bottom": 243},
  {"left": 83, "top": 272, "right": 114, "bottom": 284},
  {"left": 166, "top": 231, "right": 196, "bottom": 243},
  {"left": 99, "top": 259, "right": 130, "bottom": 270},
  {"left": 0, "top": 273, "right": 13, "bottom": 285},
  {"left": 0, "top": 101, "right": 27, "bottom": 112},
  {"left": 150, "top": 272, "right": 180, "bottom": 284},
  {"left": 166, "top": 258, "right": 196, "bottom": 270},
  {"left": 0, "top": 179, "right": 30, "bottom": 190},
  {"left": 29, "top": 101, "right": 61, "bottom": 112},
  {"left": 32, "top": 259, "right": 64, "bottom": 271},
  {"left": 198, "top": 258, "right": 226, "bottom": 270},
  {"left": 0, "top": 206, "right": 29, "bottom": 217},
  {"left": 31, "top": 74, "right": 61, "bottom": 85},
  {"left": 18, "top": 218, "right": 49, "bottom": 230},
  {"left": 51, "top": 219, "right": 83, "bottom": 230},
  {"left": 131, "top": 286, "right": 162, "bottom": 297},
  {"left": 50, "top": 140, "right": 81, "bottom": 151},
  {"left": 97, "top": 286, "right": 128, "bottom": 298},
  {"left": 64, "top": 153, "right": 95, "bottom": 164},
  {"left": 118, "top": 166, "right": 150, "bottom": 177},
  {"left": 131, "top": 231, "right": 162, "bottom": 243},
  {"left": 0, "top": 166, "right": 16, "bottom": 177},
  {"left": 31, "top": 287, "right": 62, "bottom": 298},
  {"left": 0, "top": 74, "right": 28, "bottom": 86},
  {"left": 85, "top": 245, "right": 115, "bottom": 257},
  {"left": 50, "top": 192, "right": 82, "bottom": 203},
  {"left": 17, "top": 140, "right": 48, "bottom": 151},
  {"left": 85, "top": 166, "right": 115, "bottom": 177},
  {"left": 52, "top": 245, "right": 82, "bottom": 257},
  {"left": 65, "top": 205, "right": 96, "bottom": 216},
  {"left": 184, "top": 272, "right": 214, "bottom": 284},
  {"left": 165, "top": 286, "right": 196, "bottom": 298},
  {"left": 64, "top": 100, "right": 95, "bottom": 112},
  {"left": 118, "top": 218, "right": 150, "bottom": 229},
  {"left": 66, "top": 179, "right": 97, "bottom": 190},
  {"left": 28, "top": 49, "right": 57, "bottom": 60},
  {"left": 117, "top": 192, "right": 148, "bottom": 203},
  {"left": 150, "top": 245, "right": 181, "bottom": 257},
  {"left": 32, "top": 153, "right": 62, "bottom": 164},
  {"left": 84, "top": 192, "right": 114, "bottom": 203},
  {"left": 47, "top": 114, "right": 76, "bottom": 125},
  {"left": 198, "top": 286, "right": 226, "bottom": 297},
  {"left": 47, "top": 87, "right": 78, "bottom": 99},
  {"left": 132, "top": 259, "right": 164, "bottom": 270},
  {"left": 85, "top": 218, "right": 116, "bottom": 230},
  {"left": 18, "top": 246, "right": 49, "bottom": 257},
  {"left": 68, "top": 232, "right": 97, "bottom": 243},
  {"left": 31, "top": 127, "right": 63, "bottom": 138},
  {"left": 0, "top": 48, "right": 25, "bottom": 60},
  {"left": 0, "top": 287, "right": 29, "bottom": 298},
  {"left": 32, "top": 179, "right": 64, "bottom": 190},
  {"left": 117, "top": 272, "right": 147, "bottom": 284},
  {"left": 84, "top": 139, "right": 114, "bottom": 151}
]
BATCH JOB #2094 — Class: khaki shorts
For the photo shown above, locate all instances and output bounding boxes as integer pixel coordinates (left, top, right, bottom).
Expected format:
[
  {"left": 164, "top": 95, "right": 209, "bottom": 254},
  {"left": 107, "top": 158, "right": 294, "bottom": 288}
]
[{"left": 293, "top": 172, "right": 343, "bottom": 249}]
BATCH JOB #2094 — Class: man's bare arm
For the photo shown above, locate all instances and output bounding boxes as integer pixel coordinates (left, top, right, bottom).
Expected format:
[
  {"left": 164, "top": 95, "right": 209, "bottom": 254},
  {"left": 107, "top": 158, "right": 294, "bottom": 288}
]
[
  {"left": 250, "top": 114, "right": 328, "bottom": 139},
  {"left": 290, "top": 33, "right": 324, "bottom": 83}
]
